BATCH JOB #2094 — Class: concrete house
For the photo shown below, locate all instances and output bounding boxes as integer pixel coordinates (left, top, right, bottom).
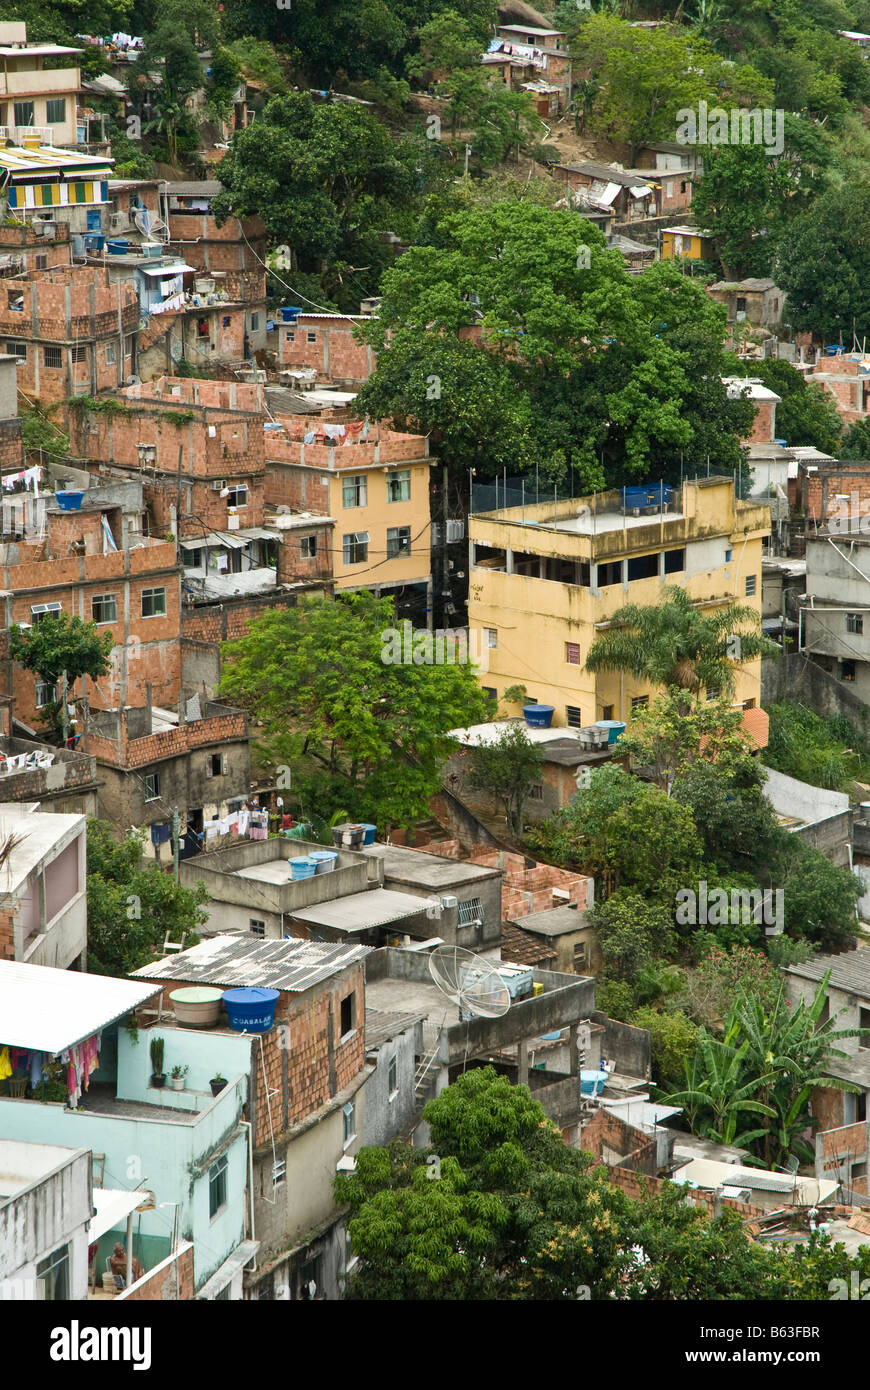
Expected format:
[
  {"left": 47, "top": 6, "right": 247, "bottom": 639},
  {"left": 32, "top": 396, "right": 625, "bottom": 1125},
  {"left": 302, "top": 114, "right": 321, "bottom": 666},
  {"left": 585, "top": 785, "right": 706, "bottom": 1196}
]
[
  {"left": 359, "top": 841, "right": 504, "bottom": 950},
  {"left": 467, "top": 475, "right": 770, "bottom": 727},
  {"left": 0, "top": 801, "right": 86, "bottom": 968},
  {"left": 0, "top": 1140, "right": 92, "bottom": 1300},
  {"left": 707, "top": 279, "right": 786, "bottom": 333}
]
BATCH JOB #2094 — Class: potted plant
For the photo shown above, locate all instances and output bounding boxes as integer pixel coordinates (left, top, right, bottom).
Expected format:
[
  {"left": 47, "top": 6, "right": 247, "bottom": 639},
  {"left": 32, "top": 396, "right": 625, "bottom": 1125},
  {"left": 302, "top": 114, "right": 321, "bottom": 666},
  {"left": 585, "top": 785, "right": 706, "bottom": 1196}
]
[
  {"left": 150, "top": 1037, "right": 166, "bottom": 1088},
  {"left": 209, "top": 1072, "right": 227, "bottom": 1097},
  {"left": 170, "top": 1063, "right": 189, "bottom": 1092}
]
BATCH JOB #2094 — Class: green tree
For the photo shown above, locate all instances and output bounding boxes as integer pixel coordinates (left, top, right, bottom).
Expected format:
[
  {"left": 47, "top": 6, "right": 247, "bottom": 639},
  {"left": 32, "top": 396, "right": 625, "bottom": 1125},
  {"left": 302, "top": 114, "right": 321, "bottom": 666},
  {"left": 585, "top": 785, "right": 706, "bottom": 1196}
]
[
  {"left": 86, "top": 820, "right": 207, "bottom": 977},
  {"left": 780, "top": 840, "right": 862, "bottom": 952},
  {"left": 9, "top": 612, "right": 114, "bottom": 738},
  {"left": 840, "top": 417, "right": 870, "bottom": 460},
  {"left": 212, "top": 92, "right": 434, "bottom": 306},
  {"left": 405, "top": 9, "right": 483, "bottom": 82},
  {"left": 672, "top": 757, "right": 786, "bottom": 881},
  {"left": 218, "top": 593, "right": 491, "bottom": 832},
  {"left": 631, "top": 1007, "right": 702, "bottom": 1089},
  {"left": 443, "top": 69, "right": 543, "bottom": 166},
  {"left": 666, "top": 1033, "right": 778, "bottom": 1150},
  {"left": 618, "top": 688, "right": 753, "bottom": 793},
  {"left": 466, "top": 723, "right": 544, "bottom": 836},
  {"left": 574, "top": 13, "right": 772, "bottom": 161},
  {"left": 585, "top": 585, "right": 774, "bottom": 700},
  {"left": 776, "top": 182, "right": 870, "bottom": 343}
]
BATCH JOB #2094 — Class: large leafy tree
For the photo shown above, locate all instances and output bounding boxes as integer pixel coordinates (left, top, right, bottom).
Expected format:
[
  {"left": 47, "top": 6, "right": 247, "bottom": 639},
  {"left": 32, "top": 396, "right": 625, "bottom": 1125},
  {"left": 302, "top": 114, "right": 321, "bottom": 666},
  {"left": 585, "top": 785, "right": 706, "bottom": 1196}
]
[
  {"left": 691, "top": 117, "right": 830, "bottom": 280},
  {"left": 86, "top": 820, "right": 208, "bottom": 977},
  {"left": 358, "top": 204, "right": 752, "bottom": 485},
  {"left": 584, "top": 585, "right": 773, "bottom": 700},
  {"left": 572, "top": 13, "right": 772, "bottom": 161},
  {"left": 218, "top": 592, "right": 491, "bottom": 831},
  {"left": 212, "top": 92, "right": 436, "bottom": 306},
  {"left": 776, "top": 182, "right": 870, "bottom": 342},
  {"left": 9, "top": 612, "right": 114, "bottom": 739},
  {"left": 466, "top": 723, "right": 544, "bottom": 837}
]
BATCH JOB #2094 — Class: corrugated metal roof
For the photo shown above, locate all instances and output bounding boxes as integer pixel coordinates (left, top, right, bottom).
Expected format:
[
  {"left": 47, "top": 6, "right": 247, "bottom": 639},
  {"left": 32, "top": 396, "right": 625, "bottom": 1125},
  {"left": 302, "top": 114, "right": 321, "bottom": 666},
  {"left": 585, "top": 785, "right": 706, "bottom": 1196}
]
[
  {"left": 131, "top": 934, "right": 369, "bottom": 993},
  {"left": 786, "top": 948, "right": 870, "bottom": 996},
  {"left": 365, "top": 1007, "right": 425, "bottom": 1050},
  {"left": 0, "top": 960, "right": 161, "bottom": 1055},
  {"left": 290, "top": 888, "right": 438, "bottom": 932}
]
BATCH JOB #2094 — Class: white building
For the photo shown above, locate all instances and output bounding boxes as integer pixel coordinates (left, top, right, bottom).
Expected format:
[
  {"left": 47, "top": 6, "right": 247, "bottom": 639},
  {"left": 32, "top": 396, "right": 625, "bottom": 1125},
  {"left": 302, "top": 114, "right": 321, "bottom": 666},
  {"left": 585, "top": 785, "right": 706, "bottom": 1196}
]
[{"left": 0, "top": 801, "right": 87, "bottom": 968}]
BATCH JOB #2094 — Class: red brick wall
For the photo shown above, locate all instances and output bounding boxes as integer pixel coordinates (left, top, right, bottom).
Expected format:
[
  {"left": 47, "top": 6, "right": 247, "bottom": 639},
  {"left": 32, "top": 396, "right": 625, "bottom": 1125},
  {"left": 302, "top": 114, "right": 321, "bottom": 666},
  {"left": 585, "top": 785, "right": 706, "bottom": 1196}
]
[
  {"left": 800, "top": 465, "right": 870, "bottom": 527},
  {"left": 119, "top": 1242, "right": 195, "bottom": 1301},
  {"left": 745, "top": 399, "right": 776, "bottom": 445},
  {"left": 264, "top": 463, "right": 330, "bottom": 513},
  {"left": 0, "top": 905, "right": 15, "bottom": 961},
  {"left": 605, "top": 1165, "right": 768, "bottom": 1219},
  {"left": 581, "top": 1106, "right": 657, "bottom": 1175},
  {"left": 278, "top": 315, "right": 375, "bottom": 384}
]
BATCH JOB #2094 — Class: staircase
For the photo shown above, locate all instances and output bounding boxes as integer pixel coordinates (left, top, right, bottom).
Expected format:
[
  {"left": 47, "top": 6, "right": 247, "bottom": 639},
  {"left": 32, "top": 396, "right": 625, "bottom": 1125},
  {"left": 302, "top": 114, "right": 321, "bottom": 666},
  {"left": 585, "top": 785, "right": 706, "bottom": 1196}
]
[{"left": 414, "top": 1043, "right": 442, "bottom": 1105}]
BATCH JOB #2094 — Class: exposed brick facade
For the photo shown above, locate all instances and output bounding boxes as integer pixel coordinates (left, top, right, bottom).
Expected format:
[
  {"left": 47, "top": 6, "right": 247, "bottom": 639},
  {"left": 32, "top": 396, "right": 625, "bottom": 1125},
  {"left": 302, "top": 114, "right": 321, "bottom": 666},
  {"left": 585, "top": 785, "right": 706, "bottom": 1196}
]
[
  {"left": 414, "top": 842, "right": 590, "bottom": 921},
  {"left": 278, "top": 313, "right": 375, "bottom": 385},
  {"left": 118, "top": 1241, "right": 195, "bottom": 1301}
]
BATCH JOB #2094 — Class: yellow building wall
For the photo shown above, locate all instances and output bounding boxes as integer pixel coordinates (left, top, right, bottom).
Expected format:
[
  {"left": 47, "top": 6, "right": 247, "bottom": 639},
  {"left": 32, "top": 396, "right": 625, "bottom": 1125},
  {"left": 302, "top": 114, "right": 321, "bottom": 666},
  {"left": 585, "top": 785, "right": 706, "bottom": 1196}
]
[
  {"left": 661, "top": 232, "right": 711, "bottom": 260},
  {"left": 468, "top": 480, "right": 769, "bottom": 728},
  {"left": 329, "top": 459, "right": 432, "bottom": 592}
]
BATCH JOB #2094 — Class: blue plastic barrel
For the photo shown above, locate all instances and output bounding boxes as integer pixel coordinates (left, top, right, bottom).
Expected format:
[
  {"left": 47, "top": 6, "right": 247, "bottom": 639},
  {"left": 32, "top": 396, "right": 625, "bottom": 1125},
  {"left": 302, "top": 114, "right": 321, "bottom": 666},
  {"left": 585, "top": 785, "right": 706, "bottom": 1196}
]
[
  {"left": 107, "top": 238, "right": 128, "bottom": 254},
  {"left": 222, "top": 987, "right": 280, "bottom": 1033},
  {"left": 288, "top": 855, "right": 316, "bottom": 879},
  {"left": 359, "top": 823, "right": 377, "bottom": 846},
  {"left": 594, "top": 719, "right": 626, "bottom": 744},
  {"left": 280, "top": 306, "right": 303, "bottom": 323},
  {"left": 55, "top": 491, "right": 84, "bottom": 511},
  {"left": 580, "top": 1069, "right": 609, "bottom": 1096},
  {"left": 309, "top": 850, "right": 338, "bottom": 874},
  {"left": 523, "top": 704, "right": 555, "bottom": 729}
]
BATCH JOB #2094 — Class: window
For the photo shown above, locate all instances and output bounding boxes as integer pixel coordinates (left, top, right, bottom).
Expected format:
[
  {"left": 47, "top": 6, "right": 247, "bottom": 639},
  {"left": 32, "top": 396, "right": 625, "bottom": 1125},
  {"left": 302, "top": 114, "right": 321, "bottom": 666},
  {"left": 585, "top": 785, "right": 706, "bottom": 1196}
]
[
  {"left": 196, "top": 318, "right": 210, "bottom": 339},
  {"left": 141, "top": 587, "right": 166, "bottom": 618},
  {"left": 664, "top": 548, "right": 685, "bottom": 574},
  {"left": 342, "top": 474, "right": 367, "bottom": 508},
  {"left": 528, "top": 783, "right": 543, "bottom": 800},
  {"left": 250, "top": 313, "right": 259, "bottom": 331},
  {"left": 36, "top": 678, "right": 57, "bottom": 709},
  {"left": 91, "top": 593, "right": 117, "bottom": 624},
  {"left": 736, "top": 296, "right": 747, "bottom": 313},
  {"left": 36, "top": 1246, "right": 69, "bottom": 1301},
  {"left": 300, "top": 535, "right": 317, "bottom": 559},
  {"left": 601, "top": 705, "right": 614, "bottom": 721},
  {"left": 565, "top": 642, "right": 581, "bottom": 665},
  {"left": 482, "top": 686, "right": 497, "bottom": 700},
  {"left": 5, "top": 341, "right": 26, "bottom": 359},
  {"left": 210, "top": 753, "right": 223, "bottom": 777},
  {"left": 226, "top": 484, "right": 247, "bottom": 507},
  {"left": 842, "top": 660, "right": 857, "bottom": 682},
  {"left": 144, "top": 772, "right": 160, "bottom": 802},
  {"left": 484, "top": 628, "right": 498, "bottom": 649},
  {"left": 745, "top": 575, "right": 757, "bottom": 597},
  {"left": 71, "top": 345, "right": 87, "bottom": 364},
  {"left": 860, "top": 1007, "right": 870, "bottom": 1050},
  {"left": 706, "top": 687, "right": 720, "bottom": 701},
  {"left": 43, "top": 346, "right": 62, "bottom": 369},
  {"left": 680, "top": 180, "right": 687, "bottom": 194},
  {"left": 386, "top": 525, "right": 411, "bottom": 558},
  {"left": 285, "top": 330, "right": 295, "bottom": 342},
  {"left": 725, "top": 547, "right": 733, "bottom": 563},
  {"left": 458, "top": 897, "right": 484, "bottom": 926},
  {"left": 343, "top": 532, "right": 369, "bottom": 565},
  {"left": 388, "top": 1054, "right": 397, "bottom": 1097},
  {"left": 340, "top": 992, "right": 356, "bottom": 1038},
  {"left": 342, "top": 1101, "right": 355, "bottom": 1146},
  {"left": 31, "top": 602, "right": 61, "bottom": 624},
  {"left": 566, "top": 705, "right": 582, "bottom": 728},
  {"left": 13, "top": 101, "right": 34, "bottom": 127},
  {"left": 46, "top": 98, "right": 66, "bottom": 125},
  {"left": 848, "top": 613, "right": 864, "bottom": 635},
  {"left": 106, "top": 343, "right": 116, "bottom": 365},
  {"left": 307, "top": 331, "right": 317, "bottom": 344},
  {"left": 208, "top": 1154, "right": 228, "bottom": 1219},
  {"left": 627, "top": 552, "right": 659, "bottom": 582},
  {"left": 597, "top": 560, "right": 622, "bottom": 587},
  {"left": 386, "top": 469, "right": 410, "bottom": 503},
  {"left": 125, "top": 334, "right": 134, "bottom": 357},
  {"left": 35, "top": 253, "right": 47, "bottom": 270},
  {"left": 631, "top": 695, "right": 649, "bottom": 711},
  {"left": 573, "top": 941, "right": 588, "bottom": 970},
  {"left": 250, "top": 919, "right": 265, "bottom": 938}
]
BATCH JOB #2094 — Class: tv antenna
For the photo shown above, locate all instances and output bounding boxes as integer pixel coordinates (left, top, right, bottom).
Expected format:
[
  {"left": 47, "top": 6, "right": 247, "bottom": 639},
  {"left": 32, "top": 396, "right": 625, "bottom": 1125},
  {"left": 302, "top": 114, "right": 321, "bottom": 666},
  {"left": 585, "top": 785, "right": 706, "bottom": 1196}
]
[{"left": 429, "top": 945, "right": 511, "bottom": 1020}]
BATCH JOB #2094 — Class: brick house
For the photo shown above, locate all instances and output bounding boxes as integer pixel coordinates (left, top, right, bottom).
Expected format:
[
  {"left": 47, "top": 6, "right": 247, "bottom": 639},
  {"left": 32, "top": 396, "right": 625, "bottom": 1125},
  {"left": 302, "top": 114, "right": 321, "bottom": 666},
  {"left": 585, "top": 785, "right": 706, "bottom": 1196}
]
[
  {"left": 0, "top": 221, "right": 71, "bottom": 276},
  {"left": 707, "top": 278, "right": 786, "bottom": 333},
  {"left": 277, "top": 312, "right": 376, "bottom": 387},
  {"left": 809, "top": 350, "right": 870, "bottom": 427},
  {"left": 0, "top": 264, "right": 139, "bottom": 401},
  {"left": 551, "top": 162, "right": 658, "bottom": 221}
]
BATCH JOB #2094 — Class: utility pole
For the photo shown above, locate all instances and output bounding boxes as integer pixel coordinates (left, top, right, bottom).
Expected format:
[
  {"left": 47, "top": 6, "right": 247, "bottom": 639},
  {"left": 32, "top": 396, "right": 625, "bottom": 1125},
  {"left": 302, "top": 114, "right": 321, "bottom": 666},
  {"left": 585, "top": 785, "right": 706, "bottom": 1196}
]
[
  {"left": 171, "top": 808, "right": 180, "bottom": 883},
  {"left": 60, "top": 668, "right": 70, "bottom": 746}
]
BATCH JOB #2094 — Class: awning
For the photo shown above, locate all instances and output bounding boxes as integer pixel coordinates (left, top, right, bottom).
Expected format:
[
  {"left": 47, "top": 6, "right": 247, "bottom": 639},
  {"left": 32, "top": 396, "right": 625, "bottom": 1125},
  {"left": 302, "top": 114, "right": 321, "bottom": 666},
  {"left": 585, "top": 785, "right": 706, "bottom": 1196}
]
[
  {"left": 629, "top": 184, "right": 653, "bottom": 198},
  {"left": 139, "top": 263, "right": 196, "bottom": 277},
  {"left": 182, "top": 528, "right": 278, "bottom": 550},
  {"left": 179, "top": 537, "right": 206, "bottom": 551},
  {"left": 0, "top": 960, "right": 161, "bottom": 1055},
  {"left": 88, "top": 1188, "right": 149, "bottom": 1243}
]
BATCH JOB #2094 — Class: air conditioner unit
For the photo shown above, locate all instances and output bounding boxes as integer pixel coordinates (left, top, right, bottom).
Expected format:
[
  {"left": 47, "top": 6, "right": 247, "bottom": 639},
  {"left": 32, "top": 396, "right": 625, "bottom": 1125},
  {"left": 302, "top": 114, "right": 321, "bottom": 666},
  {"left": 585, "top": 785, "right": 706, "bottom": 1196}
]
[
  {"left": 210, "top": 479, "right": 226, "bottom": 491},
  {"left": 109, "top": 212, "right": 131, "bottom": 234}
]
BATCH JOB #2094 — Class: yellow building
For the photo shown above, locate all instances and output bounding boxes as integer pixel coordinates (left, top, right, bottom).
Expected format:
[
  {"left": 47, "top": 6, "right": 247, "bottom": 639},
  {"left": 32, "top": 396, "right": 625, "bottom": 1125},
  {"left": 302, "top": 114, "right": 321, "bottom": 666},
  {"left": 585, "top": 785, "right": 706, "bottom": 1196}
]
[
  {"left": 0, "top": 22, "right": 83, "bottom": 148},
  {"left": 468, "top": 476, "right": 770, "bottom": 727},
  {"left": 660, "top": 225, "right": 714, "bottom": 260},
  {"left": 265, "top": 421, "right": 434, "bottom": 621}
]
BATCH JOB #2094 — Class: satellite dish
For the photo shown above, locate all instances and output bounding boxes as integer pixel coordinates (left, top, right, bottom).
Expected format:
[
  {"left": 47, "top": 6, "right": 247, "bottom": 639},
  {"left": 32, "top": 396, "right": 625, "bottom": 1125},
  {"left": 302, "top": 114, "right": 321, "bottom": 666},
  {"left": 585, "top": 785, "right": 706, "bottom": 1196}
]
[{"left": 429, "top": 945, "right": 511, "bottom": 1019}]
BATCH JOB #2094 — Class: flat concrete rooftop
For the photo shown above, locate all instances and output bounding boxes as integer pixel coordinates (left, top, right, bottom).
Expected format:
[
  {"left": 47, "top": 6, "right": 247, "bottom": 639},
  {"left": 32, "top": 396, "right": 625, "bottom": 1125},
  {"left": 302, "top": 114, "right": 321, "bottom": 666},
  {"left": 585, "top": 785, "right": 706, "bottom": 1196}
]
[{"left": 361, "top": 842, "right": 500, "bottom": 888}]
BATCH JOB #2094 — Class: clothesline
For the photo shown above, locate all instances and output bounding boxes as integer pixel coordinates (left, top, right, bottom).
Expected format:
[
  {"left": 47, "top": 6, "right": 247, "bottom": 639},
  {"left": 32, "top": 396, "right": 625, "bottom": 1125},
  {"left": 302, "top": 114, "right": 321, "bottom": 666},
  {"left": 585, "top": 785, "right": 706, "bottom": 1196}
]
[{"left": 0, "top": 1029, "right": 102, "bottom": 1106}]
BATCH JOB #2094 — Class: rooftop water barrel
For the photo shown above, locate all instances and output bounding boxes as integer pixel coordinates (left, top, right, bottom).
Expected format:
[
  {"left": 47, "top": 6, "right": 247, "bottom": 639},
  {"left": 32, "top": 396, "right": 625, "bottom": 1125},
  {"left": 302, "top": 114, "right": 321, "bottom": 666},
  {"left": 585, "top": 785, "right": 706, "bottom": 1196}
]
[
  {"left": 523, "top": 704, "right": 554, "bottom": 728},
  {"left": 170, "top": 985, "right": 223, "bottom": 1028},
  {"left": 280, "top": 306, "right": 303, "bottom": 323},
  {"left": 359, "top": 823, "right": 377, "bottom": 845},
  {"left": 332, "top": 823, "right": 365, "bottom": 848},
  {"left": 83, "top": 232, "right": 105, "bottom": 251},
  {"left": 580, "top": 1069, "right": 609, "bottom": 1096},
  {"left": 309, "top": 850, "right": 338, "bottom": 874},
  {"left": 55, "top": 490, "right": 84, "bottom": 511},
  {"left": 594, "top": 719, "right": 626, "bottom": 744},
  {"left": 107, "top": 238, "right": 128, "bottom": 255},
  {"left": 222, "top": 987, "right": 280, "bottom": 1033},
  {"left": 288, "top": 855, "right": 317, "bottom": 880}
]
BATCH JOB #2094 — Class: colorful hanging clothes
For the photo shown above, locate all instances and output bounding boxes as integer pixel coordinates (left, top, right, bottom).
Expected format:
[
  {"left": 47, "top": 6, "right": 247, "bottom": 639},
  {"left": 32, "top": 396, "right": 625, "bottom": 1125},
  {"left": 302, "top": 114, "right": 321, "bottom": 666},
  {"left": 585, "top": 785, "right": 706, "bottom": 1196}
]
[{"left": 0, "top": 1047, "right": 12, "bottom": 1081}]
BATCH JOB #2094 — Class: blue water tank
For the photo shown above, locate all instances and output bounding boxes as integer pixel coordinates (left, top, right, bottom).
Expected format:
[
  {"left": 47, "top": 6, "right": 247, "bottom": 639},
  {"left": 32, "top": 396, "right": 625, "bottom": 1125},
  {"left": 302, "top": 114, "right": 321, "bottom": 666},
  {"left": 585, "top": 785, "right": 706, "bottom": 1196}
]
[
  {"left": 594, "top": 720, "right": 626, "bottom": 745},
  {"left": 222, "top": 988, "right": 280, "bottom": 1033},
  {"left": 107, "top": 238, "right": 128, "bottom": 255},
  {"left": 523, "top": 704, "right": 555, "bottom": 728},
  {"left": 280, "top": 306, "right": 303, "bottom": 323},
  {"left": 55, "top": 491, "right": 84, "bottom": 511},
  {"left": 622, "top": 483, "right": 673, "bottom": 510}
]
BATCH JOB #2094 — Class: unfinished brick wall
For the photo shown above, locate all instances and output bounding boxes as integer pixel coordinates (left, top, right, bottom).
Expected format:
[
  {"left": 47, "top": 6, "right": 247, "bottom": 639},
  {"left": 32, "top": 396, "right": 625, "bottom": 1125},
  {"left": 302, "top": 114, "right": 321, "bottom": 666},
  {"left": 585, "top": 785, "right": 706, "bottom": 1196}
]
[
  {"left": 0, "top": 906, "right": 15, "bottom": 961},
  {"left": 604, "top": 1165, "right": 768, "bottom": 1220},
  {"left": 87, "top": 707, "right": 246, "bottom": 770},
  {"left": 799, "top": 464, "right": 870, "bottom": 527},
  {"left": 580, "top": 1107, "right": 657, "bottom": 1175},
  {"left": 464, "top": 847, "right": 589, "bottom": 919},
  {"left": 811, "top": 358, "right": 867, "bottom": 426},
  {"left": 181, "top": 591, "right": 301, "bottom": 647},
  {"left": 265, "top": 462, "right": 330, "bottom": 513},
  {"left": 0, "top": 418, "right": 24, "bottom": 474},
  {"left": 119, "top": 1242, "right": 195, "bottom": 1301},
  {"left": 278, "top": 314, "right": 376, "bottom": 384}
]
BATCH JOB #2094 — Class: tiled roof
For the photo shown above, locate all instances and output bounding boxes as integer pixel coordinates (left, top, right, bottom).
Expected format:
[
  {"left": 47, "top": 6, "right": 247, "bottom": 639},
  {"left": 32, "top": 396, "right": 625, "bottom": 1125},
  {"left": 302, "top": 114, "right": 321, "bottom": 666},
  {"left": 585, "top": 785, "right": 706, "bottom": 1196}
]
[{"left": 501, "top": 921, "right": 557, "bottom": 967}]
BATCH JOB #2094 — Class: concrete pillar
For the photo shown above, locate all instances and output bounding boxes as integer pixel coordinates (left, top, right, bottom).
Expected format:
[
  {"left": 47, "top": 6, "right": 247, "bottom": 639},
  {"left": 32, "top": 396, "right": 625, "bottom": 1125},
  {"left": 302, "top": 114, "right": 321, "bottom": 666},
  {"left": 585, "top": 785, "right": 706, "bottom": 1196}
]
[
  {"left": 506, "top": 547, "right": 514, "bottom": 574},
  {"left": 517, "top": 1039, "right": 529, "bottom": 1086}
]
